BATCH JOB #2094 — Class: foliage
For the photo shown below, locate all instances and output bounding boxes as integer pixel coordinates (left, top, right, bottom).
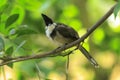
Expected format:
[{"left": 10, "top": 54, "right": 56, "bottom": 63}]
[
  {"left": 0, "top": 0, "right": 120, "bottom": 80},
  {"left": 114, "top": 0, "right": 120, "bottom": 17}
]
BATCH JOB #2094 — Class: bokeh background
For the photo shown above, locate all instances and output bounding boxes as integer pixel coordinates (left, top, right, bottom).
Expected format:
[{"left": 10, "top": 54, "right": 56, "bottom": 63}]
[{"left": 0, "top": 0, "right": 120, "bottom": 80}]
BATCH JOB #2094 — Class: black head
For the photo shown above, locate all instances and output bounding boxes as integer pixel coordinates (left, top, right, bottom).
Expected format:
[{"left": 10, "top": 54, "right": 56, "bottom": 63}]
[{"left": 41, "top": 14, "right": 53, "bottom": 26}]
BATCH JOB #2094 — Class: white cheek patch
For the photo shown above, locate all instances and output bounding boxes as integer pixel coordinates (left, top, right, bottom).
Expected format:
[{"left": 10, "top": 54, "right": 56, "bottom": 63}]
[
  {"left": 45, "top": 23, "right": 56, "bottom": 40},
  {"left": 46, "top": 27, "right": 52, "bottom": 40}
]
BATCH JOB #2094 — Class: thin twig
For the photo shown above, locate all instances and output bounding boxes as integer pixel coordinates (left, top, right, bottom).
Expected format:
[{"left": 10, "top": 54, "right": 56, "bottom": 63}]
[
  {"left": 0, "top": 4, "right": 116, "bottom": 66},
  {"left": 35, "top": 63, "right": 42, "bottom": 80},
  {"left": 66, "top": 55, "right": 70, "bottom": 80}
]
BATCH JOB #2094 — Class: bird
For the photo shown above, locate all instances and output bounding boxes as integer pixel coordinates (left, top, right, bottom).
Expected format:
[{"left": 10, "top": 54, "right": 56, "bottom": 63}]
[{"left": 41, "top": 13, "right": 99, "bottom": 68}]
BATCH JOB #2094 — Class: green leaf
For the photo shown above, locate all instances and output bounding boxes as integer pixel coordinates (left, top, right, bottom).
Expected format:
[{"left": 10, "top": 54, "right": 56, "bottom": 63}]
[
  {"left": 7, "top": 63, "right": 13, "bottom": 68},
  {"left": 114, "top": 2, "right": 120, "bottom": 18},
  {"left": 16, "top": 26, "right": 37, "bottom": 36},
  {"left": 5, "top": 14, "right": 19, "bottom": 28},
  {"left": 0, "top": 36, "right": 5, "bottom": 51},
  {"left": 5, "top": 46, "right": 14, "bottom": 56}
]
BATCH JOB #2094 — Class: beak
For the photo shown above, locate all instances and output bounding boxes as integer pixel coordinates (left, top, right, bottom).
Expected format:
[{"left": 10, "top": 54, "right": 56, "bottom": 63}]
[{"left": 41, "top": 14, "right": 53, "bottom": 26}]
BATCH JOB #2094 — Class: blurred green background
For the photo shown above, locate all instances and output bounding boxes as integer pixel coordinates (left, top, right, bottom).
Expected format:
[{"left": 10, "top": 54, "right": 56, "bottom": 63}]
[{"left": 0, "top": 0, "right": 120, "bottom": 80}]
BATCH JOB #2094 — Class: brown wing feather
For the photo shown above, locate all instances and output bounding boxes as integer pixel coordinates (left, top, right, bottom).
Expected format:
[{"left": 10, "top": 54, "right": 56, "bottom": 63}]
[{"left": 55, "top": 23, "right": 79, "bottom": 41}]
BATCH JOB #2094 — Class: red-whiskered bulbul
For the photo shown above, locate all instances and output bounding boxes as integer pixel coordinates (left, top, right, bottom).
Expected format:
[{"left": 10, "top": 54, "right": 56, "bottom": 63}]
[{"left": 41, "top": 14, "right": 99, "bottom": 68}]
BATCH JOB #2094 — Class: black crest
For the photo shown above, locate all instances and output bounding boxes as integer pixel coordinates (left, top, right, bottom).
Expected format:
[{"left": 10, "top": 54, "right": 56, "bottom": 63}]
[{"left": 41, "top": 14, "right": 53, "bottom": 26}]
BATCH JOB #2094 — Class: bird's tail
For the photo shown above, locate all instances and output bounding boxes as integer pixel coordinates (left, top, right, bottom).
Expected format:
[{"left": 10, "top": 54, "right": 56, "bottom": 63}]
[{"left": 78, "top": 45, "right": 99, "bottom": 68}]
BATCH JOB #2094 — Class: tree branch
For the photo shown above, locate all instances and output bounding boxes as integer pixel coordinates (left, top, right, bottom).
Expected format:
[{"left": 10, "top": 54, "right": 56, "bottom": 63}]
[{"left": 0, "top": 4, "right": 116, "bottom": 66}]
